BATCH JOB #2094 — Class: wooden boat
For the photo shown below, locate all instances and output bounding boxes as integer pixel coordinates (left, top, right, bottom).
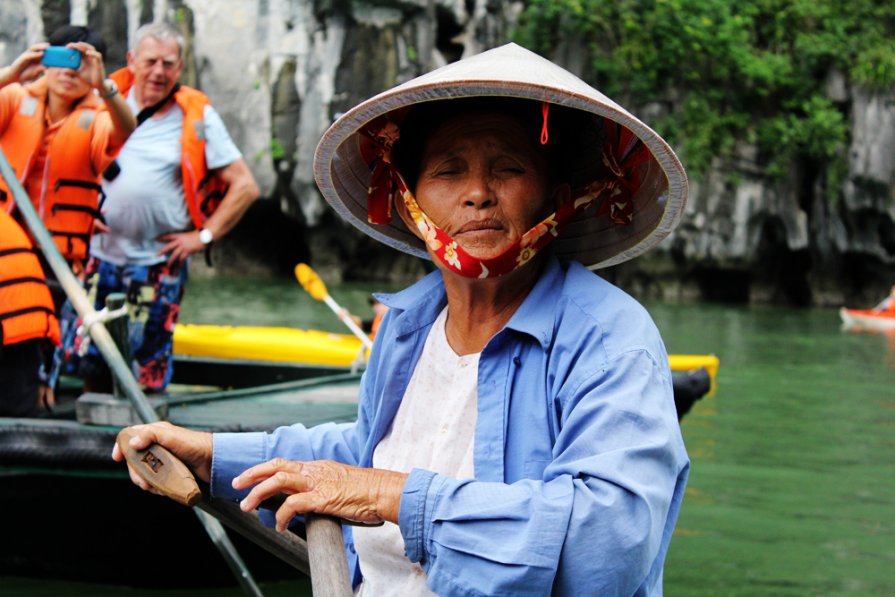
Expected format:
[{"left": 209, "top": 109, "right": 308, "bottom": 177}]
[
  {"left": 0, "top": 374, "right": 360, "bottom": 588},
  {"left": 839, "top": 307, "right": 895, "bottom": 331}
]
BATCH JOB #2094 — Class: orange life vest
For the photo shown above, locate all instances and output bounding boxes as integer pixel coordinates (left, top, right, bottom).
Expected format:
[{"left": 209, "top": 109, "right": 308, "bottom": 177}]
[
  {"left": 109, "top": 69, "right": 227, "bottom": 228},
  {"left": 0, "top": 211, "right": 61, "bottom": 346},
  {"left": 0, "top": 78, "right": 106, "bottom": 261}
]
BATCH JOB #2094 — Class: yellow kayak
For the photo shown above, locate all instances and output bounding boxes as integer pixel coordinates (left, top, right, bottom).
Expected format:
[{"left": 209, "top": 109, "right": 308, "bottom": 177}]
[
  {"left": 173, "top": 323, "right": 366, "bottom": 368},
  {"left": 174, "top": 323, "right": 719, "bottom": 384}
]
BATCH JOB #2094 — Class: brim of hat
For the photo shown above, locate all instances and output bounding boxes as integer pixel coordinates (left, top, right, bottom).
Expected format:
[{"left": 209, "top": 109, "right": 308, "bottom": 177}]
[{"left": 313, "top": 43, "right": 687, "bottom": 270}]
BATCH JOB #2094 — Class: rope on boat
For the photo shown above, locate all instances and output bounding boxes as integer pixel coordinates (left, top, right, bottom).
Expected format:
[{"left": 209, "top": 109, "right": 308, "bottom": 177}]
[{"left": 75, "top": 303, "right": 129, "bottom": 356}]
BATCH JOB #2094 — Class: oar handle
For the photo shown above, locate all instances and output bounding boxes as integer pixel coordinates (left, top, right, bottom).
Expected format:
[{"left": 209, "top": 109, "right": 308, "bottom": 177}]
[{"left": 116, "top": 429, "right": 203, "bottom": 506}]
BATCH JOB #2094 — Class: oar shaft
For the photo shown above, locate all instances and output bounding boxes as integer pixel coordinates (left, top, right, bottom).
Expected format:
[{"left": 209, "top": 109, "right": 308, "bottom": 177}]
[{"left": 307, "top": 514, "right": 353, "bottom": 597}]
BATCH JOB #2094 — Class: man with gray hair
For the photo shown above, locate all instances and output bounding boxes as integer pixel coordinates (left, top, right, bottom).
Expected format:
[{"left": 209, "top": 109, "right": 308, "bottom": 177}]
[{"left": 76, "top": 21, "right": 258, "bottom": 393}]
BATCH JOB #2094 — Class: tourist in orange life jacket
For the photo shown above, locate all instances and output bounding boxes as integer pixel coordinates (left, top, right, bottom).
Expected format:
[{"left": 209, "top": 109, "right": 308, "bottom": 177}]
[
  {"left": 0, "top": 211, "right": 61, "bottom": 416},
  {"left": 0, "top": 25, "right": 135, "bottom": 405},
  {"left": 364, "top": 297, "right": 388, "bottom": 340},
  {"left": 0, "top": 25, "right": 136, "bottom": 304}
]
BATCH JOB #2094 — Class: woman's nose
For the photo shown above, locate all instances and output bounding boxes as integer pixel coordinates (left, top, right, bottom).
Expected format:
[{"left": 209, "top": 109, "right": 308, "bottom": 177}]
[{"left": 461, "top": 172, "right": 495, "bottom": 209}]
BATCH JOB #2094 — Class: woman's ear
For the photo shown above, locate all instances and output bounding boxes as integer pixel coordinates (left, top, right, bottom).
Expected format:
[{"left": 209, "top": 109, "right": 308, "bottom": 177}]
[{"left": 394, "top": 194, "right": 425, "bottom": 241}]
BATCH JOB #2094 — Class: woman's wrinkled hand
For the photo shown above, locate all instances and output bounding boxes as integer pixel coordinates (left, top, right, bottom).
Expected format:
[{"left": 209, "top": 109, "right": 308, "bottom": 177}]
[
  {"left": 233, "top": 459, "right": 407, "bottom": 532},
  {"left": 111, "top": 421, "right": 214, "bottom": 491}
]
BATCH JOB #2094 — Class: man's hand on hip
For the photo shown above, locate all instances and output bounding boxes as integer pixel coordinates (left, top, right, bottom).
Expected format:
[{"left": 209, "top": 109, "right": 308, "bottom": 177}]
[{"left": 157, "top": 229, "right": 207, "bottom": 266}]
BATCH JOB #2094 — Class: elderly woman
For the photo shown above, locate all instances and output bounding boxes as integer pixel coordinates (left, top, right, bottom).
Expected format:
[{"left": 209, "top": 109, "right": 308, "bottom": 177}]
[{"left": 114, "top": 44, "right": 689, "bottom": 596}]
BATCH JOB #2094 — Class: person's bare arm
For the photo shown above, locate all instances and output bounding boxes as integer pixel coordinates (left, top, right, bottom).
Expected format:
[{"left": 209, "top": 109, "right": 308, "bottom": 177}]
[
  {"left": 68, "top": 41, "right": 135, "bottom": 141},
  {"left": 158, "top": 158, "right": 259, "bottom": 265},
  {"left": 197, "top": 158, "right": 259, "bottom": 241}
]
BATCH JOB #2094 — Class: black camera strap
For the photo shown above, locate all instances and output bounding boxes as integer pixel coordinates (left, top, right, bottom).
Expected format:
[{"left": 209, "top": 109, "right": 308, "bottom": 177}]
[{"left": 103, "top": 83, "right": 182, "bottom": 181}]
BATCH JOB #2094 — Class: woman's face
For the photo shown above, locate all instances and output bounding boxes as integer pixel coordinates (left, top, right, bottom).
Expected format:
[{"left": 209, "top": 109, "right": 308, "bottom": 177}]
[{"left": 412, "top": 112, "right": 556, "bottom": 261}]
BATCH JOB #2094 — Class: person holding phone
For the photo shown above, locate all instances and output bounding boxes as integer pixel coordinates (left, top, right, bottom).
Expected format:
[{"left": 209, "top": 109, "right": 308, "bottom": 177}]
[{"left": 0, "top": 25, "right": 135, "bottom": 410}]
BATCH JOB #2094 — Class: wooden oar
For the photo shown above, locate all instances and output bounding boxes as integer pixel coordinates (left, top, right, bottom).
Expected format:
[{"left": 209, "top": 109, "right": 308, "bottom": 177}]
[
  {"left": 294, "top": 263, "right": 373, "bottom": 351},
  {"left": 115, "top": 429, "right": 353, "bottom": 596}
]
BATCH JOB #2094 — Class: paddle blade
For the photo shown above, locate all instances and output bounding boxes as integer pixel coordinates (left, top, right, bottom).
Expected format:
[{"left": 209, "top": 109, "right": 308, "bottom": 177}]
[
  {"left": 116, "top": 428, "right": 203, "bottom": 507},
  {"left": 295, "top": 263, "right": 328, "bottom": 301}
]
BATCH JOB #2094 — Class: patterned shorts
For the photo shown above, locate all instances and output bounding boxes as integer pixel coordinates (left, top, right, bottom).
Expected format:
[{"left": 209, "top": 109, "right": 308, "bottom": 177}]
[{"left": 59, "top": 257, "right": 188, "bottom": 393}]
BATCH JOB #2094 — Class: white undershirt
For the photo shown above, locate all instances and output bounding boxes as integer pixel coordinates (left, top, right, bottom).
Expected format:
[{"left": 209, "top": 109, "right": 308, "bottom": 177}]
[{"left": 354, "top": 307, "right": 479, "bottom": 596}]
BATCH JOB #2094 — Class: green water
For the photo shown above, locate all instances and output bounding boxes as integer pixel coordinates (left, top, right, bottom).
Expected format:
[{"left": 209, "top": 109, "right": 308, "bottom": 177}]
[{"left": 4, "top": 276, "right": 894, "bottom": 596}]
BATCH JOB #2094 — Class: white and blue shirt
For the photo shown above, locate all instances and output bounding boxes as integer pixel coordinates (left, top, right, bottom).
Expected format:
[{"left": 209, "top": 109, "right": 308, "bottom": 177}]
[{"left": 90, "top": 90, "right": 241, "bottom": 266}]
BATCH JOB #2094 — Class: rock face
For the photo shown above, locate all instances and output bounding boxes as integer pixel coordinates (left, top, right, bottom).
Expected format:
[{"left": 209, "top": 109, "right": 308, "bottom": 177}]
[{"left": 6, "top": 0, "right": 894, "bottom": 305}]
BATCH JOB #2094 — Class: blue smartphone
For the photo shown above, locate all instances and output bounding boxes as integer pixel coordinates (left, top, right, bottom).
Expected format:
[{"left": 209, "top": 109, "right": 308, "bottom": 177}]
[{"left": 42, "top": 46, "right": 81, "bottom": 70}]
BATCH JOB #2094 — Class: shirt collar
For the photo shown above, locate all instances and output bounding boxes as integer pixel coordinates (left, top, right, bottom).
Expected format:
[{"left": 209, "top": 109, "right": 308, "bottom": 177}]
[
  {"left": 376, "top": 269, "right": 447, "bottom": 336},
  {"left": 502, "top": 255, "right": 564, "bottom": 349}
]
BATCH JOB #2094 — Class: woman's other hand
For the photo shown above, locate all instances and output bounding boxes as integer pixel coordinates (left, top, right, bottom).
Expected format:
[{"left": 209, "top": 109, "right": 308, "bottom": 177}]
[{"left": 233, "top": 459, "right": 408, "bottom": 531}]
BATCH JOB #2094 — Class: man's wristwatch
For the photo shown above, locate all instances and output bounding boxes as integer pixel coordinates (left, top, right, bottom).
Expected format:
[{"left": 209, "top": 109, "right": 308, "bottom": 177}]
[
  {"left": 198, "top": 228, "right": 214, "bottom": 245},
  {"left": 102, "top": 79, "right": 119, "bottom": 100}
]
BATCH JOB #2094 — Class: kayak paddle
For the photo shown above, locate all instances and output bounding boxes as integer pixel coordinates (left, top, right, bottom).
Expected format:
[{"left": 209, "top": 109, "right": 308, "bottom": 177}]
[{"left": 294, "top": 263, "right": 374, "bottom": 351}]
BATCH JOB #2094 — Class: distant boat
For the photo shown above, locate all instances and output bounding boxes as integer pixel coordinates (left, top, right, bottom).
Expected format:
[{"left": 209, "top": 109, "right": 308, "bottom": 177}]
[{"left": 839, "top": 307, "right": 895, "bottom": 331}]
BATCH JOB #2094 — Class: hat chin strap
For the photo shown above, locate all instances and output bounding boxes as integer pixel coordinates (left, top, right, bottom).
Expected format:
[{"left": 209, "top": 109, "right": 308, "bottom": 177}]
[{"left": 398, "top": 180, "right": 603, "bottom": 279}]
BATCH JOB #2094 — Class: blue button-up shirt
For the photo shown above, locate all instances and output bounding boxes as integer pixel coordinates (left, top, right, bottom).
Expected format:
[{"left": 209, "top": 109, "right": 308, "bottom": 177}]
[{"left": 213, "top": 256, "right": 689, "bottom": 595}]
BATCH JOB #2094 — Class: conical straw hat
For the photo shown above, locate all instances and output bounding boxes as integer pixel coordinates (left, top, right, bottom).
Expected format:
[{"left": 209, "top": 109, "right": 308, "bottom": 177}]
[{"left": 313, "top": 43, "right": 687, "bottom": 270}]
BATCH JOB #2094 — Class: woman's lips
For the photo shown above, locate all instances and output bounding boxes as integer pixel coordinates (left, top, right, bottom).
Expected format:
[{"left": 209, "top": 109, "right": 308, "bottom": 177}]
[{"left": 456, "top": 219, "right": 503, "bottom": 234}]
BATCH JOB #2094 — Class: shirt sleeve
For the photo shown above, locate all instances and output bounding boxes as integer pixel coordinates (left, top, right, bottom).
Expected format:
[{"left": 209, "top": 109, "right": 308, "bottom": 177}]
[
  {"left": 202, "top": 104, "right": 241, "bottom": 170},
  {"left": 398, "top": 347, "right": 689, "bottom": 596},
  {"left": 210, "top": 368, "right": 380, "bottom": 501}
]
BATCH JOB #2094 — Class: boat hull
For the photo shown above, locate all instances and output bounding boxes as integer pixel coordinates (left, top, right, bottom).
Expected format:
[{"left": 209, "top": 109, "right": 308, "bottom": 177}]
[
  {"left": 1, "top": 473, "right": 306, "bottom": 588},
  {"left": 839, "top": 307, "right": 895, "bottom": 331},
  {"left": 0, "top": 377, "right": 361, "bottom": 588}
]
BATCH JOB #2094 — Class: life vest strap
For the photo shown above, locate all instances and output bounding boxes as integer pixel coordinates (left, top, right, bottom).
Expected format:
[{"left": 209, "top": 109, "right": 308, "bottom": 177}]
[
  {"left": 53, "top": 178, "right": 106, "bottom": 210},
  {"left": 0, "top": 247, "right": 36, "bottom": 258},
  {"left": 0, "top": 276, "right": 48, "bottom": 290},
  {"left": 198, "top": 171, "right": 227, "bottom": 216},
  {"left": 47, "top": 228, "right": 92, "bottom": 256},
  {"left": 50, "top": 202, "right": 103, "bottom": 219},
  {"left": 0, "top": 305, "right": 55, "bottom": 321}
]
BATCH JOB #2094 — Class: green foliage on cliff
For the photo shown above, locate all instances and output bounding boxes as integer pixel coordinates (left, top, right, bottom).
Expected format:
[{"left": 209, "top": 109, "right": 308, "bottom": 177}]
[{"left": 515, "top": 0, "right": 894, "bottom": 178}]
